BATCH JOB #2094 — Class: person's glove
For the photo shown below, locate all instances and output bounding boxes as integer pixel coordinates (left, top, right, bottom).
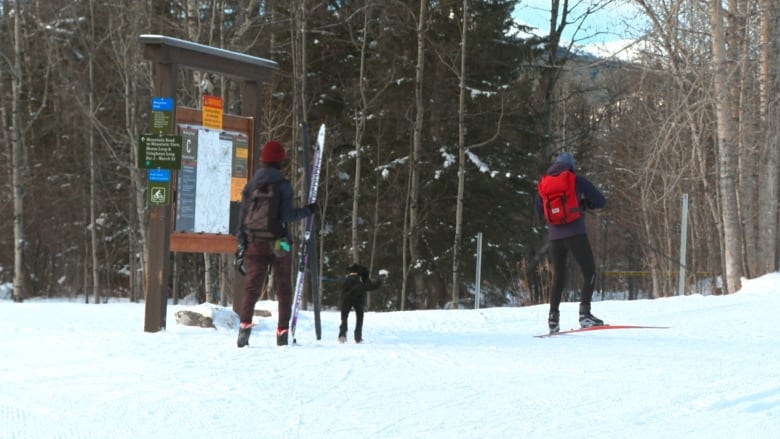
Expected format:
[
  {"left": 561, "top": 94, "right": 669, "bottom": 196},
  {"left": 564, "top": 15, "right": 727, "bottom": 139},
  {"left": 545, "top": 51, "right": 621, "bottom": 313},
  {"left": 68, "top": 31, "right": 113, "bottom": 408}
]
[
  {"left": 273, "top": 238, "right": 291, "bottom": 257},
  {"left": 581, "top": 199, "right": 593, "bottom": 211},
  {"left": 378, "top": 269, "right": 389, "bottom": 284},
  {"left": 234, "top": 242, "right": 246, "bottom": 276},
  {"left": 305, "top": 202, "right": 318, "bottom": 215}
]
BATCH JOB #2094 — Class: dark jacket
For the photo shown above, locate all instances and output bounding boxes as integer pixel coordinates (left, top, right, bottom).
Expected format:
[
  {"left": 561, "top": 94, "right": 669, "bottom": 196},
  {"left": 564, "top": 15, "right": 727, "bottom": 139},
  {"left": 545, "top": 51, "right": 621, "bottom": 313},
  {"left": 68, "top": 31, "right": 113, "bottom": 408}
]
[
  {"left": 237, "top": 166, "right": 311, "bottom": 244},
  {"left": 534, "top": 162, "right": 606, "bottom": 241},
  {"left": 341, "top": 272, "right": 382, "bottom": 305}
]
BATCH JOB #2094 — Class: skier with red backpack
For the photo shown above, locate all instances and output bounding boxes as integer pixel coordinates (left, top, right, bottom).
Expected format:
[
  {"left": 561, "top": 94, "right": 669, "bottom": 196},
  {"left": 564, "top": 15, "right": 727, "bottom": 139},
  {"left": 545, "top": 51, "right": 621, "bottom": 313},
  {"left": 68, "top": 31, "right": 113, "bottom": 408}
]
[{"left": 535, "top": 151, "right": 606, "bottom": 334}]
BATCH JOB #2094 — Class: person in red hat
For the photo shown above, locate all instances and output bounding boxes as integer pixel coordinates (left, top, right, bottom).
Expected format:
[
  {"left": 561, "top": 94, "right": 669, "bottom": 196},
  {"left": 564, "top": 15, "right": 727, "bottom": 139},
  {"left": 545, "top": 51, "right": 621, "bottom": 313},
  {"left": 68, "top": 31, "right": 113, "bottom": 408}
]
[{"left": 234, "top": 140, "right": 318, "bottom": 347}]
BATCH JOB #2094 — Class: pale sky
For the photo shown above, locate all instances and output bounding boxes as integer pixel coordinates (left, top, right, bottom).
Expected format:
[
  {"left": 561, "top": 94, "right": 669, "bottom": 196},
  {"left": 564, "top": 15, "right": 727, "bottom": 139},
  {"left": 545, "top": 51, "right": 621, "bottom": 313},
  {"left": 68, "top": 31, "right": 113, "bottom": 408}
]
[
  {"left": 513, "top": 0, "right": 645, "bottom": 44},
  {"left": 513, "top": 0, "right": 646, "bottom": 59}
]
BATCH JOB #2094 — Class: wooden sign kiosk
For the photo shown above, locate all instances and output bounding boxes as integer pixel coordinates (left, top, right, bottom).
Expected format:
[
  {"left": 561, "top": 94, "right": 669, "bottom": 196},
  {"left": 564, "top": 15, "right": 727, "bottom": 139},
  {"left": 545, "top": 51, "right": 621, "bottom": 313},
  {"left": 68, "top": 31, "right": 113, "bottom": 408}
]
[{"left": 139, "top": 35, "right": 278, "bottom": 332}]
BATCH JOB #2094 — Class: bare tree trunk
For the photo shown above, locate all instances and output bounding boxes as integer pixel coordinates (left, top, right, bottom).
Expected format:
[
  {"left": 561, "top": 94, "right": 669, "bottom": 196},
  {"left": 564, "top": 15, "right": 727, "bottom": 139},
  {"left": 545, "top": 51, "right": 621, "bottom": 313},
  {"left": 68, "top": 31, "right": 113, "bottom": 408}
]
[
  {"left": 105, "top": 0, "right": 151, "bottom": 302},
  {"left": 731, "top": 0, "right": 757, "bottom": 278},
  {"left": 0, "top": 62, "right": 7, "bottom": 217},
  {"left": 172, "top": 254, "right": 179, "bottom": 305},
  {"left": 724, "top": 0, "right": 761, "bottom": 280},
  {"left": 220, "top": 254, "right": 229, "bottom": 307},
  {"left": 401, "top": 152, "right": 411, "bottom": 310},
  {"left": 296, "top": 0, "right": 309, "bottom": 311},
  {"left": 710, "top": 0, "right": 742, "bottom": 293},
  {"left": 542, "top": 0, "right": 575, "bottom": 155},
  {"left": 83, "top": 224, "right": 89, "bottom": 302},
  {"left": 368, "top": 127, "right": 384, "bottom": 310},
  {"left": 452, "top": 0, "right": 468, "bottom": 307},
  {"left": 758, "top": 0, "right": 779, "bottom": 273},
  {"left": 204, "top": 254, "right": 213, "bottom": 303},
  {"left": 133, "top": 1, "right": 155, "bottom": 301},
  {"left": 88, "top": 0, "right": 101, "bottom": 304},
  {"left": 186, "top": 0, "right": 204, "bottom": 104},
  {"left": 351, "top": 7, "right": 372, "bottom": 264},
  {"left": 11, "top": 1, "right": 27, "bottom": 302},
  {"left": 407, "top": 0, "right": 427, "bottom": 307}
]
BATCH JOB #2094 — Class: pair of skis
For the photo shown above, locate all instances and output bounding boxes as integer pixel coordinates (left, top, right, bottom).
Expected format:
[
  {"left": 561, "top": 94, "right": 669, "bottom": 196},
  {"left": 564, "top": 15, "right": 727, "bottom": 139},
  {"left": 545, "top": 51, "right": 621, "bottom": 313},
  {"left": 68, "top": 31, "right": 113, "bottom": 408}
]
[
  {"left": 534, "top": 324, "right": 670, "bottom": 338},
  {"left": 289, "top": 123, "right": 325, "bottom": 344}
]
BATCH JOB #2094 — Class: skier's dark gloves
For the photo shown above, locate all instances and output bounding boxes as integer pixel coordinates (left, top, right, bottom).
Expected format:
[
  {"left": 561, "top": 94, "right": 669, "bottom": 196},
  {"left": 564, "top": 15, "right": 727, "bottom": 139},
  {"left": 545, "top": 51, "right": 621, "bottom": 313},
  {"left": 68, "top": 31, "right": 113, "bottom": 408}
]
[
  {"left": 234, "top": 243, "right": 246, "bottom": 276},
  {"left": 581, "top": 199, "right": 593, "bottom": 210},
  {"left": 305, "top": 202, "right": 318, "bottom": 214}
]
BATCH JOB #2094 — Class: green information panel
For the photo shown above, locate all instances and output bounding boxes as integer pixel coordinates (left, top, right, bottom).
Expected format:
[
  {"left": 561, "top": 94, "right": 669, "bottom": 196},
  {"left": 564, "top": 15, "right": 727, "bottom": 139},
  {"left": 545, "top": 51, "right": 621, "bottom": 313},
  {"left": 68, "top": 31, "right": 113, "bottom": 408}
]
[
  {"left": 139, "top": 134, "right": 182, "bottom": 169},
  {"left": 147, "top": 169, "right": 171, "bottom": 206},
  {"left": 150, "top": 97, "right": 174, "bottom": 135},
  {"left": 150, "top": 111, "right": 174, "bottom": 134}
]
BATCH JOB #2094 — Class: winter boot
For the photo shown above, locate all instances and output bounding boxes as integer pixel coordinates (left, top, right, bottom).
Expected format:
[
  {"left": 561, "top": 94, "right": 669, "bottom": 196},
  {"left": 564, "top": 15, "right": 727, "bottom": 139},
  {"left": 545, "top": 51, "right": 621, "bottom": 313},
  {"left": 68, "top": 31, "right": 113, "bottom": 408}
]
[
  {"left": 579, "top": 304, "right": 604, "bottom": 328},
  {"left": 276, "top": 328, "right": 289, "bottom": 346},
  {"left": 338, "top": 327, "right": 347, "bottom": 343},
  {"left": 548, "top": 310, "right": 560, "bottom": 333},
  {"left": 237, "top": 323, "right": 252, "bottom": 348}
]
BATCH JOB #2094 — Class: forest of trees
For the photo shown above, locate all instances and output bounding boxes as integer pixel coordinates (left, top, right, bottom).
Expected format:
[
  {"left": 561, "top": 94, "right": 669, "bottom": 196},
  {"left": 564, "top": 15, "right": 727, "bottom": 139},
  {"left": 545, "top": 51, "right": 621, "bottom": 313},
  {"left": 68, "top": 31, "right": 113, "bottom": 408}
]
[{"left": 1, "top": 0, "right": 779, "bottom": 311}]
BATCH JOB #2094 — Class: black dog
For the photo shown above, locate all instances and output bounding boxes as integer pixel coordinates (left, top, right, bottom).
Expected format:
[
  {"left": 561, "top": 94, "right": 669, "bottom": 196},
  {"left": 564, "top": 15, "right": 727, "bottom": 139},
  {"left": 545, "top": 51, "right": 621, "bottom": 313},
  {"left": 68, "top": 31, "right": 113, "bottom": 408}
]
[{"left": 339, "top": 263, "right": 382, "bottom": 343}]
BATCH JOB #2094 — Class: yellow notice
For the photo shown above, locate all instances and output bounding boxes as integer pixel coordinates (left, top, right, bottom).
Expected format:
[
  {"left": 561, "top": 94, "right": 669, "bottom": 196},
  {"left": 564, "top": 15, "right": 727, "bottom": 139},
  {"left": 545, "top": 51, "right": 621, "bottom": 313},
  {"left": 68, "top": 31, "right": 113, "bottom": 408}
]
[
  {"left": 202, "top": 95, "right": 223, "bottom": 130},
  {"left": 230, "top": 177, "right": 246, "bottom": 201}
]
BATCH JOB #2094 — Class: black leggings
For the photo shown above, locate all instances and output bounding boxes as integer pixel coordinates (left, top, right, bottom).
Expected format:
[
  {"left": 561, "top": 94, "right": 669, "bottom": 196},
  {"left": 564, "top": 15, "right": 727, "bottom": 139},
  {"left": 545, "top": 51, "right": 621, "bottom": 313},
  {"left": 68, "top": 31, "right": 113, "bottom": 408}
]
[
  {"left": 548, "top": 234, "right": 596, "bottom": 313},
  {"left": 339, "top": 292, "right": 366, "bottom": 340}
]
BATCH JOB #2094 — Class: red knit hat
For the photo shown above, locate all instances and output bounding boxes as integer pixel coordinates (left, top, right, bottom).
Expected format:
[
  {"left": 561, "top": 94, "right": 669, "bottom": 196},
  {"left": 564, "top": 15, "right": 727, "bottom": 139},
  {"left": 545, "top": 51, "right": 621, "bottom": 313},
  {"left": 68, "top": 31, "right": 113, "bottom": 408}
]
[{"left": 261, "top": 140, "right": 286, "bottom": 163}]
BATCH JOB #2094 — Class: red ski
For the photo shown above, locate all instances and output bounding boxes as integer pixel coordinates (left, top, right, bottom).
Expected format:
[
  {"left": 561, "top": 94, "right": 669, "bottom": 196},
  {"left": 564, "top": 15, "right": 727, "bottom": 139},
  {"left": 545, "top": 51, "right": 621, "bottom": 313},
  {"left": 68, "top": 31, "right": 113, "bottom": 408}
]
[{"left": 534, "top": 324, "right": 670, "bottom": 338}]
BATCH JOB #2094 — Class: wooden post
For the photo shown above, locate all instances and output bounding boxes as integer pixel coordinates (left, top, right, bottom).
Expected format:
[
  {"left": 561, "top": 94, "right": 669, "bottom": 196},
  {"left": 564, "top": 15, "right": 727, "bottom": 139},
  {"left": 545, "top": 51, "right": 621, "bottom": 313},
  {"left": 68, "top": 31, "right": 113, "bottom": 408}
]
[{"left": 144, "top": 61, "right": 176, "bottom": 332}]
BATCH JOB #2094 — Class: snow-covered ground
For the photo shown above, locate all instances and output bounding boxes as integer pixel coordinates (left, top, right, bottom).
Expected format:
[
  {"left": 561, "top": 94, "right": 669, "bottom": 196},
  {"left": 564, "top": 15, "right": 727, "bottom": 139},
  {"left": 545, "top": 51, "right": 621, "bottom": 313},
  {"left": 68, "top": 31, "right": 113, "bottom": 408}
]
[{"left": 2, "top": 273, "right": 779, "bottom": 438}]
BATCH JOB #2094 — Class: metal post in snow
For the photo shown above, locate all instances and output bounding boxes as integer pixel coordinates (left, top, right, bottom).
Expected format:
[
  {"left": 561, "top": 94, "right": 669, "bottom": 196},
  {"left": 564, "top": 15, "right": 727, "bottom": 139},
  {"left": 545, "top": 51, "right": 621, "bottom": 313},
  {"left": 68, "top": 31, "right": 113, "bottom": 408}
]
[
  {"left": 678, "top": 193, "right": 689, "bottom": 295},
  {"left": 475, "top": 232, "right": 483, "bottom": 310}
]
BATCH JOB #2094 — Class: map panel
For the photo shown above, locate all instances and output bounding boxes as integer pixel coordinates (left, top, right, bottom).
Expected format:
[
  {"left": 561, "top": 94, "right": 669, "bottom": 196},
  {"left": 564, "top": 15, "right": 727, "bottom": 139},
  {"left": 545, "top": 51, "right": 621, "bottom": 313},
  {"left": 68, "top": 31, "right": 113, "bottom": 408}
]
[
  {"left": 174, "top": 125, "right": 245, "bottom": 235},
  {"left": 193, "top": 130, "right": 233, "bottom": 234}
]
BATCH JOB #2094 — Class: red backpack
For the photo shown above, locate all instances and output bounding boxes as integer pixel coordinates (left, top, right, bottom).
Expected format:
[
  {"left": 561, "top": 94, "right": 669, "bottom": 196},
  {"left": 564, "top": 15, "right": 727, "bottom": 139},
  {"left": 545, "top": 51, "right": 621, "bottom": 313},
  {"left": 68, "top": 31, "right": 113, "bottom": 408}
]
[{"left": 538, "top": 170, "right": 581, "bottom": 225}]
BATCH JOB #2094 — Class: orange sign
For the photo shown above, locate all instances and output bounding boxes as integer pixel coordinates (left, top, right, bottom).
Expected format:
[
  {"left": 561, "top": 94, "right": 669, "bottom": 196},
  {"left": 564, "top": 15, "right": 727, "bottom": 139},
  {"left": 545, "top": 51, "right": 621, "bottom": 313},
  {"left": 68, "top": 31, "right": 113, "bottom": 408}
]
[
  {"left": 202, "top": 95, "right": 223, "bottom": 129},
  {"left": 231, "top": 144, "right": 249, "bottom": 201}
]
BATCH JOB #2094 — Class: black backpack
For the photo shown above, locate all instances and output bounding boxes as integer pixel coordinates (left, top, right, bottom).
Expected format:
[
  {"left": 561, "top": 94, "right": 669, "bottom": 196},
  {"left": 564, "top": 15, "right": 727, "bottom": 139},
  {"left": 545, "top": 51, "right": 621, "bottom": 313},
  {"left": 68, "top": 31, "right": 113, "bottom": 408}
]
[{"left": 242, "top": 182, "right": 285, "bottom": 241}]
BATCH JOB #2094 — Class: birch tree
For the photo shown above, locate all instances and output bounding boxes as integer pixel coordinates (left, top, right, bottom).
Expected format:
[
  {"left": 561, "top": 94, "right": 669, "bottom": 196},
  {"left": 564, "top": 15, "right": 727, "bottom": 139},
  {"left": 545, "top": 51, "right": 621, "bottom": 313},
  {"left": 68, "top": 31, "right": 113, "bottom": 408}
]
[
  {"left": 350, "top": 5, "right": 372, "bottom": 264},
  {"left": 11, "top": 1, "right": 28, "bottom": 302},
  {"left": 86, "top": 0, "right": 101, "bottom": 303},
  {"left": 401, "top": 0, "right": 428, "bottom": 310},
  {"left": 710, "top": 0, "right": 742, "bottom": 293},
  {"left": 106, "top": 0, "right": 152, "bottom": 302},
  {"left": 758, "top": 0, "right": 779, "bottom": 272},
  {"left": 452, "top": 0, "right": 468, "bottom": 306}
]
